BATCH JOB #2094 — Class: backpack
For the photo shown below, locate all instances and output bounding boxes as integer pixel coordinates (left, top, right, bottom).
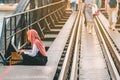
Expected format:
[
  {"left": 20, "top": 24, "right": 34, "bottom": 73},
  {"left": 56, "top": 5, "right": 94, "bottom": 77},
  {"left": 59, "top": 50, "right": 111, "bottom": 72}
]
[{"left": 109, "top": 0, "right": 117, "bottom": 8}]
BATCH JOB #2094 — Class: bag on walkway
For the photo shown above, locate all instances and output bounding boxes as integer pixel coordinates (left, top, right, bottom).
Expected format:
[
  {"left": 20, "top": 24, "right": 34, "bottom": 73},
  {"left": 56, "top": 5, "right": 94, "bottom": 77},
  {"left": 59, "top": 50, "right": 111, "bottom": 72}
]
[
  {"left": 109, "top": 0, "right": 117, "bottom": 8},
  {"left": 93, "top": 11, "right": 99, "bottom": 16}
]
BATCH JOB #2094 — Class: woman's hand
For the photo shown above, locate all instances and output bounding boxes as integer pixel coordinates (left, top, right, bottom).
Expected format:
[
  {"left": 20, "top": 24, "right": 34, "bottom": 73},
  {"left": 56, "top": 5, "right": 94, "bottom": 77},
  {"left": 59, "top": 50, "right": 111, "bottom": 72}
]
[{"left": 19, "top": 50, "right": 25, "bottom": 55}]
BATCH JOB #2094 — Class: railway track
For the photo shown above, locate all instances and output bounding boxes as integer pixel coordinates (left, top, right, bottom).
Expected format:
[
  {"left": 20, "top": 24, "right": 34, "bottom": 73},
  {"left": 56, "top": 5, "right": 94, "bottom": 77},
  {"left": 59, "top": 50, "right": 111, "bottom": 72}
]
[
  {"left": 94, "top": 16, "right": 120, "bottom": 80},
  {"left": 53, "top": 8, "right": 81, "bottom": 80},
  {"left": 53, "top": 10, "right": 120, "bottom": 80}
]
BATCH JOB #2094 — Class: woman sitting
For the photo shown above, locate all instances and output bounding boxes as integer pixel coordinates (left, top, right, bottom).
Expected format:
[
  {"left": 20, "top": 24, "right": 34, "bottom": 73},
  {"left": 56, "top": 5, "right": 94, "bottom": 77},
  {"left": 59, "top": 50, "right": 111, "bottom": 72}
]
[{"left": 19, "top": 29, "right": 48, "bottom": 65}]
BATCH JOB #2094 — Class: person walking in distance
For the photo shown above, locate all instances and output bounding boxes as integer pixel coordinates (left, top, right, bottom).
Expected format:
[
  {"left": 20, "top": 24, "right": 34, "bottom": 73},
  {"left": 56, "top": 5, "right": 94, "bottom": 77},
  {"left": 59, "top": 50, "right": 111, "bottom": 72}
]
[
  {"left": 70, "top": 0, "right": 77, "bottom": 11},
  {"left": 84, "top": 0, "right": 96, "bottom": 34},
  {"left": 105, "top": 0, "right": 119, "bottom": 31}
]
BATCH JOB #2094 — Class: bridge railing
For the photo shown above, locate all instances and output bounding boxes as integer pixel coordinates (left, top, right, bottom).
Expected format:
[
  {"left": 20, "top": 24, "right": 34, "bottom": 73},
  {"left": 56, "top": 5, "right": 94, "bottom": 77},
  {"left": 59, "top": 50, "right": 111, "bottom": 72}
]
[{"left": 1, "top": 1, "right": 66, "bottom": 55}]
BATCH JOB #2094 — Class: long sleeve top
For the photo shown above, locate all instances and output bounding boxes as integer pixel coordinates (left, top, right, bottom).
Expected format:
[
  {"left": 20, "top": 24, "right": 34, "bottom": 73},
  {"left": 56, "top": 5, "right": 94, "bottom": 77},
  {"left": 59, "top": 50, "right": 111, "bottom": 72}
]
[{"left": 24, "top": 44, "right": 39, "bottom": 57}]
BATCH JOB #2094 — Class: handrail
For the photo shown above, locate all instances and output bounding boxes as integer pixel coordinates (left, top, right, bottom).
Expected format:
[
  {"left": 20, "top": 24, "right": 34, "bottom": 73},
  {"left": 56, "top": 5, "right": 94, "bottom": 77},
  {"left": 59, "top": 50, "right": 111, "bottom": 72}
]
[
  {"left": 4, "top": 1, "right": 64, "bottom": 19},
  {"left": 6, "top": 6, "right": 65, "bottom": 40},
  {"left": 2, "top": 0, "right": 65, "bottom": 54},
  {"left": 0, "top": 18, "right": 6, "bottom": 44},
  {"left": 0, "top": 52, "right": 6, "bottom": 65},
  {"left": 13, "top": 0, "right": 30, "bottom": 14}
]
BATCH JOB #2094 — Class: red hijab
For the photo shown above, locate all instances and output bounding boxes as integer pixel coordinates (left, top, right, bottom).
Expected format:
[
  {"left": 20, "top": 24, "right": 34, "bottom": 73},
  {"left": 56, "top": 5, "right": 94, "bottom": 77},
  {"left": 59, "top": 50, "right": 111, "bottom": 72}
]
[{"left": 27, "top": 29, "right": 47, "bottom": 56}]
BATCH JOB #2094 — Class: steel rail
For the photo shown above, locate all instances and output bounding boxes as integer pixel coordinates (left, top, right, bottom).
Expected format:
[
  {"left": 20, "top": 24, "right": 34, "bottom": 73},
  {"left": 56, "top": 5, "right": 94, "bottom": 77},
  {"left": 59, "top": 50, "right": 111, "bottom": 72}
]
[
  {"left": 5, "top": 6, "right": 65, "bottom": 40},
  {"left": 96, "top": 16, "right": 120, "bottom": 73},
  {"left": 94, "top": 16, "right": 120, "bottom": 80},
  {"left": 69, "top": 11, "right": 82, "bottom": 80},
  {"left": 58, "top": 10, "right": 81, "bottom": 80}
]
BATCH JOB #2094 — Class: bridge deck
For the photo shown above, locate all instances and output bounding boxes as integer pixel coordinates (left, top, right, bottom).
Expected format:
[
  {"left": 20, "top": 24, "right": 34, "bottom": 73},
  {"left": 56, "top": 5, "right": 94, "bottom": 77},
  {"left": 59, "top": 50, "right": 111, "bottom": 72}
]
[
  {"left": 0, "top": 12, "right": 77, "bottom": 80},
  {"left": 79, "top": 24, "right": 110, "bottom": 80}
]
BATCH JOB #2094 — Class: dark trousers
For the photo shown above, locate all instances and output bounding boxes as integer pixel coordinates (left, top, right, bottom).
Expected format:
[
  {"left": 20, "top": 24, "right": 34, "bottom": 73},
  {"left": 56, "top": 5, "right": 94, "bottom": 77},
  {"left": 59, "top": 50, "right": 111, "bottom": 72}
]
[{"left": 22, "top": 52, "right": 48, "bottom": 65}]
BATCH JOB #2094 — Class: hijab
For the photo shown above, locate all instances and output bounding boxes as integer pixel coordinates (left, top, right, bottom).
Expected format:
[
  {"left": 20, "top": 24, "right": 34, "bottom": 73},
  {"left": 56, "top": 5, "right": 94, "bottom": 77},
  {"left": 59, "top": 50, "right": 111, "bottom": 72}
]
[{"left": 27, "top": 29, "right": 47, "bottom": 56}]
